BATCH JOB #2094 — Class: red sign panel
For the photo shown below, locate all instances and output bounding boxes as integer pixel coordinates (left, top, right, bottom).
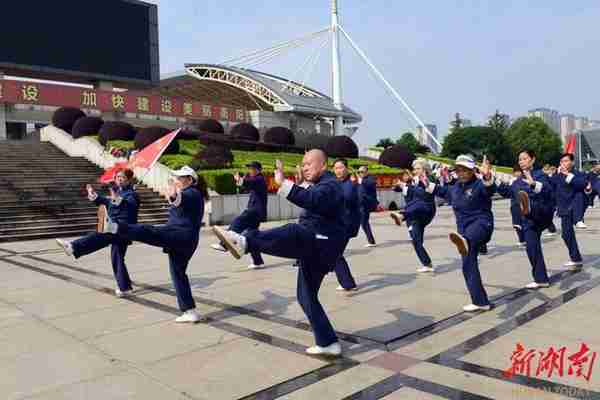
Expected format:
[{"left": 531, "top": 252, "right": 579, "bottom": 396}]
[{"left": 0, "top": 79, "right": 247, "bottom": 122}]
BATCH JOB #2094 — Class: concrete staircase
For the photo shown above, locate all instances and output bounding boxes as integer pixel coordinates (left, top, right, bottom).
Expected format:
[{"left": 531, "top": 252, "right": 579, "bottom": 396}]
[{"left": 0, "top": 141, "right": 169, "bottom": 242}]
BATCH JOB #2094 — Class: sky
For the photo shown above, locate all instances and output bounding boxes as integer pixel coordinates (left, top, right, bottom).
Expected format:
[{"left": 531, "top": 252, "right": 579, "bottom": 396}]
[{"left": 147, "top": 0, "right": 600, "bottom": 149}]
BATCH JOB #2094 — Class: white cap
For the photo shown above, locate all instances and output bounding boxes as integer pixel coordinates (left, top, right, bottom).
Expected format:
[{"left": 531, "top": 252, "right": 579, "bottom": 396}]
[
  {"left": 455, "top": 154, "right": 475, "bottom": 170},
  {"left": 172, "top": 165, "right": 198, "bottom": 182}
]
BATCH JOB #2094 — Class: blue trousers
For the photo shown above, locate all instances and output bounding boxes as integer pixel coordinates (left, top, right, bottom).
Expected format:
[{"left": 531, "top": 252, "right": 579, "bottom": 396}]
[
  {"left": 408, "top": 221, "right": 432, "bottom": 266},
  {"left": 459, "top": 220, "right": 491, "bottom": 306},
  {"left": 360, "top": 208, "right": 376, "bottom": 244},
  {"left": 245, "top": 224, "right": 344, "bottom": 346},
  {"left": 229, "top": 209, "right": 264, "bottom": 265},
  {"left": 72, "top": 233, "right": 132, "bottom": 291},
  {"left": 522, "top": 201, "right": 552, "bottom": 284},
  {"left": 510, "top": 204, "right": 525, "bottom": 243},
  {"left": 334, "top": 237, "right": 357, "bottom": 289},
  {"left": 574, "top": 193, "right": 588, "bottom": 223},
  {"left": 560, "top": 213, "right": 582, "bottom": 262},
  {"left": 117, "top": 224, "right": 198, "bottom": 312}
]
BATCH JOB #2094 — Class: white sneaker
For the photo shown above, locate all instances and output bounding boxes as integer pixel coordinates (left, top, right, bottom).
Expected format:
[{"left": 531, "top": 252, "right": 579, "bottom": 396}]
[
  {"left": 175, "top": 309, "right": 204, "bottom": 323},
  {"left": 115, "top": 288, "right": 133, "bottom": 298},
  {"left": 525, "top": 282, "right": 550, "bottom": 289},
  {"left": 564, "top": 260, "right": 583, "bottom": 269},
  {"left": 212, "top": 226, "right": 246, "bottom": 259},
  {"left": 305, "top": 342, "right": 342, "bottom": 356},
  {"left": 336, "top": 285, "right": 357, "bottom": 292},
  {"left": 210, "top": 243, "right": 227, "bottom": 252},
  {"left": 449, "top": 232, "right": 468, "bottom": 257},
  {"left": 544, "top": 232, "right": 557, "bottom": 238},
  {"left": 517, "top": 242, "right": 526, "bottom": 248},
  {"left": 576, "top": 222, "right": 587, "bottom": 229},
  {"left": 55, "top": 239, "right": 74, "bottom": 258},
  {"left": 365, "top": 243, "right": 377, "bottom": 248},
  {"left": 247, "top": 264, "right": 263, "bottom": 270},
  {"left": 463, "top": 304, "right": 491, "bottom": 312},
  {"left": 417, "top": 266, "right": 434, "bottom": 273}
]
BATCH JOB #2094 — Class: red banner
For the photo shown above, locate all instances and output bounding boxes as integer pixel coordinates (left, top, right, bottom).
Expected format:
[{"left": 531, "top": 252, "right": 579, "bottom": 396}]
[
  {"left": 0, "top": 78, "right": 247, "bottom": 122},
  {"left": 263, "top": 174, "right": 401, "bottom": 193},
  {"left": 129, "top": 129, "right": 180, "bottom": 171},
  {"left": 565, "top": 134, "right": 577, "bottom": 155}
]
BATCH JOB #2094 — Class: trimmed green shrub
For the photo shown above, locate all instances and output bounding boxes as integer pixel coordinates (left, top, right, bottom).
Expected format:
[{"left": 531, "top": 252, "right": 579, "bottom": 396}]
[
  {"left": 99, "top": 121, "right": 136, "bottom": 145},
  {"left": 72, "top": 116, "right": 103, "bottom": 139},
  {"left": 52, "top": 107, "right": 86, "bottom": 134},
  {"left": 379, "top": 144, "right": 416, "bottom": 169},
  {"left": 264, "top": 127, "right": 295, "bottom": 146},
  {"left": 195, "top": 119, "right": 224, "bottom": 134},
  {"left": 134, "top": 126, "right": 179, "bottom": 154},
  {"left": 230, "top": 123, "right": 259, "bottom": 141},
  {"left": 192, "top": 144, "right": 234, "bottom": 170},
  {"left": 199, "top": 170, "right": 237, "bottom": 195},
  {"left": 302, "top": 133, "right": 330, "bottom": 151},
  {"left": 325, "top": 135, "right": 359, "bottom": 158}
]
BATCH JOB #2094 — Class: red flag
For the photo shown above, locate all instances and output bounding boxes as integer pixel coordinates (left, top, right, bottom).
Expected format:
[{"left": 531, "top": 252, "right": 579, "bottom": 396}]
[
  {"left": 565, "top": 134, "right": 577, "bottom": 154},
  {"left": 98, "top": 129, "right": 180, "bottom": 183},
  {"left": 98, "top": 161, "right": 128, "bottom": 184},
  {"left": 128, "top": 128, "right": 180, "bottom": 170}
]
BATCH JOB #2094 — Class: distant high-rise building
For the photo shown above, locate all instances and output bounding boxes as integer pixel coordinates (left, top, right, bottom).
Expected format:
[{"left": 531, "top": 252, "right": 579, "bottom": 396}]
[
  {"left": 560, "top": 114, "right": 576, "bottom": 143},
  {"left": 589, "top": 120, "right": 600, "bottom": 128},
  {"left": 575, "top": 116, "right": 590, "bottom": 130},
  {"left": 416, "top": 124, "right": 439, "bottom": 152},
  {"left": 528, "top": 108, "right": 560, "bottom": 135}
]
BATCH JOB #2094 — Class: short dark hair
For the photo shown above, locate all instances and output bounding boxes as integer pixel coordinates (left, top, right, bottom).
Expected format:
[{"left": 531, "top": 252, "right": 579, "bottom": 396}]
[
  {"left": 519, "top": 149, "right": 536, "bottom": 159},
  {"left": 560, "top": 153, "right": 575, "bottom": 161},
  {"left": 333, "top": 158, "right": 348, "bottom": 167},
  {"left": 118, "top": 168, "right": 134, "bottom": 180}
]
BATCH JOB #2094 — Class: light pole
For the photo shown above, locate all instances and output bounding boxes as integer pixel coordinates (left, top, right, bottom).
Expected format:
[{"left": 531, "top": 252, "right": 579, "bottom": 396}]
[{"left": 331, "top": 0, "right": 344, "bottom": 136}]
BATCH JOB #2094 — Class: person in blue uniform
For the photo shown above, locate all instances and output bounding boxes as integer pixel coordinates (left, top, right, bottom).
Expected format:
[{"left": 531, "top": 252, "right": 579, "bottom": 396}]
[
  {"left": 551, "top": 153, "right": 588, "bottom": 269},
  {"left": 357, "top": 165, "right": 378, "bottom": 247},
  {"left": 56, "top": 169, "right": 140, "bottom": 297},
  {"left": 99, "top": 166, "right": 209, "bottom": 323},
  {"left": 331, "top": 158, "right": 360, "bottom": 292},
  {"left": 589, "top": 164, "right": 600, "bottom": 208},
  {"left": 541, "top": 165, "right": 558, "bottom": 238},
  {"left": 515, "top": 149, "right": 555, "bottom": 289},
  {"left": 211, "top": 161, "right": 268, "bottom": 270},
  {"left": 573, "top": 171, "right": 592, "bottom": 229},
  {"left": 496, "top": 165, "right": 526, "bottom": 247},
  {"left": 214, "top": 149, "right": 347, "bottom": 356},
  {"left": 390, "top": 158, "right": 437, "bottom": 273},
  {"left": 429, "top": 154, "right": 496, "bottom": 312}
]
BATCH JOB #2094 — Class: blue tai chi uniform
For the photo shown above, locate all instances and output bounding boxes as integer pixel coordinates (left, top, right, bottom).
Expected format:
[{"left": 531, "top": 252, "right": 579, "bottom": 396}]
[
  {"left": 230, "top": 173, "right": 268, "bottom": 265},
  {"left": 71, "top": 185, "right": 140, "bottom": 291},
  {"left": 513, "top": 170, "right": 555, "bottom": 284},
  {"left": 551, "top": 171, "right": 587, "bottom": 263},
  {"left": 333, "top": 176, "right": 361, "bottom": 289},
  {"left": 497, "top": 180, "right": 526, "bottom": 244},
  {"left": 432, "top": 176, "right": 496, "bottom": 306},
  {"left": 243, "top": 171, "right": 346, "bottom": 347},
  {"left": 395, "top": 177, "right": 436, "bottom": 267},
  {"left": 359, "top": 175, "right": 378, "bottom": 245},
  {"left": 114, "top": 186, "right": 205, "bottom": 312}
]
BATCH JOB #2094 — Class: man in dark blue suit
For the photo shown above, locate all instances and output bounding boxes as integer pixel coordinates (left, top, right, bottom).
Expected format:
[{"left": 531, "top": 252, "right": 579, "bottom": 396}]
[
  {"left": 211, "top": 161, "right": 268, "bottom": 269},
  {"left": 552, "top": 153, "right": 587, "bottom": 269},
  {"left": 214, "top": 150, "right": 346, "bottom": 356},
  {"left": 357, "top": 165, "right": 378, "bottom": 247}
]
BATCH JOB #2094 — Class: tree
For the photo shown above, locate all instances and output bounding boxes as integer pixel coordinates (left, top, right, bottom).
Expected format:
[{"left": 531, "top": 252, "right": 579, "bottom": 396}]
[
  {"left": 376, "top": 138, "right": 395, "bottom": 148},
  {"left": 488, "top": 110, "right": 510, "bottom": 135},
  {"left": 396, "top": 132, "right": 430, "bottom": 154},
  {"left": 441, "top": 125, "right": 513, "bottom": 166},
  {"left": 504, "top": 116, "right": 563, "bottom": 166},
  {"left": 396, "top": 132, "right": 419, "bottom": 153}
]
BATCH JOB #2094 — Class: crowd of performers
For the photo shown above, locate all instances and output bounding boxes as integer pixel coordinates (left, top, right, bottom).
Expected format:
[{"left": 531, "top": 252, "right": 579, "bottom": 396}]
[{"left": 55, "top": 148, "right": 599, "bottom": 356}]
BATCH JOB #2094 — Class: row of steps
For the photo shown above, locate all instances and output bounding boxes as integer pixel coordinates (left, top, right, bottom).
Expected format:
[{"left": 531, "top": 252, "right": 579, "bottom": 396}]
[{"left": 0, "top": 141, "right": 170, "bottom": 242}]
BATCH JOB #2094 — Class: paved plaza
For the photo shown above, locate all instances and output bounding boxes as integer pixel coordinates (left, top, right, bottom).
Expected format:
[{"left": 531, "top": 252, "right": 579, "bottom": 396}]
[{"left": 1, "top": 200, "right": 600, "bottom": 399}]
